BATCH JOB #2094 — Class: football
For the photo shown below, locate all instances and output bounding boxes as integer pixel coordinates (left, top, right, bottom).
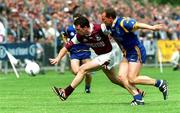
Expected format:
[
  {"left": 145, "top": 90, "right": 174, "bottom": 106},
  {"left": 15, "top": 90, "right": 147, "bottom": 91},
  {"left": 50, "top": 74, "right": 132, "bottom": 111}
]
[{"left": 25, "top": 61, "right": 40, "bottom": 76}]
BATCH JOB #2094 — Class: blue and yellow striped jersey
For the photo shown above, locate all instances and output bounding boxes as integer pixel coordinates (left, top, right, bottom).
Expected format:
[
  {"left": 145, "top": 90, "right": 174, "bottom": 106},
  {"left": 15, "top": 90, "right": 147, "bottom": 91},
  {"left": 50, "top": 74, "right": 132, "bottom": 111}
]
[{"left": 109, "top": 17, "right": 142, "bottom": 51}]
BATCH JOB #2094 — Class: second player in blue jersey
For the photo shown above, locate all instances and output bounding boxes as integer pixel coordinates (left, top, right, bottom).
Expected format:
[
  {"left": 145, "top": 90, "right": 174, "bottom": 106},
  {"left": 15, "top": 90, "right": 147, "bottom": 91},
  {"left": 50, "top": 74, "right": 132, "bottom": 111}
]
[{"left": 102, "top": 8, "right": 168, "bottom": 105}]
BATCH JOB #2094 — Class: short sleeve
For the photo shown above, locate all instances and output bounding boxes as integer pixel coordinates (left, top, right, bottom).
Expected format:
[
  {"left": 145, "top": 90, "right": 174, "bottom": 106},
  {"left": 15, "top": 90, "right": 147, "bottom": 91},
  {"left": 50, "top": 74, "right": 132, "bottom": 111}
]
[
  {"left": 66, "top": 26, "right": 76, "bottom": 38},
  {"left": 120, "top": 18, "right": 137, "bottom": 32},
  {"left": 65, "top": 35, "right": 79, "bottom": 50}
]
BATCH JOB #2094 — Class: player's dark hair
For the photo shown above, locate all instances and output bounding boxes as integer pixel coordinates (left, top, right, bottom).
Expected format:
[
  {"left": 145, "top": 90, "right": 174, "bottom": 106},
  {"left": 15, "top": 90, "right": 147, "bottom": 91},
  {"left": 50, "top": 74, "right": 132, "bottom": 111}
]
[
  {"left": 74, "top": 16, "right": 90, "bottom": 28},
  {"left": 104, "top": 8, "right": 116, "bottom": 19}
]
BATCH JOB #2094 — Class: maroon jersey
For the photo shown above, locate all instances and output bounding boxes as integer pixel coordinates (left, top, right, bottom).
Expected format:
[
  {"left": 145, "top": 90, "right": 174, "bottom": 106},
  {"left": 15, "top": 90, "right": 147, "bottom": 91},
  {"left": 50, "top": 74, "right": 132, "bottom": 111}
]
[{"left": 65, "top": 24, "right": 112, "bottom": 55}]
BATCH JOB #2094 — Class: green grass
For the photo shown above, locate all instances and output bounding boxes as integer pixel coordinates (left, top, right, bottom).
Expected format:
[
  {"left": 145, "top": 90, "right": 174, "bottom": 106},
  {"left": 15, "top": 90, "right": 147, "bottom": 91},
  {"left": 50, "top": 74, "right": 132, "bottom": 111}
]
[{"left": 0, "top": 67, "right": 180, "bottom": 113}]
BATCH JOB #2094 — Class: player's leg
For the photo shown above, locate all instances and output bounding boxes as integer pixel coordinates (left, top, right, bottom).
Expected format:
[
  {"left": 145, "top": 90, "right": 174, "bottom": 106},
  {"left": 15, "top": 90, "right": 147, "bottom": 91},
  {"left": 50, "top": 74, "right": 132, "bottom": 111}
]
[
  {"left": 82, "top": 59, "right": 92, "bottom": 93},
  {"left": 127, "top": 62, "right": 156, "bottom": 85},
  {"left": 70, "top": 59, "right": 80, "bottom": 75},
  {"left": 102, "top": 63, "right": 144, "bottom": 105},
  {"left": 102, "top": 66, "right": 136, "bottom": 94},
  {"left": 118, "top": 58, "right": 144, "bottom": 105},
  {"left": 70, "top": 59, "right": 100, "bottom": 88},
  {"left": 53, "top": 58, "right": 101, "bottom": 100},
  {"left": 128, "top": 61, "right": 168, "bottom": 100},
  {"left": 102, "top": 67, "right": 124, "bottom": 87}
]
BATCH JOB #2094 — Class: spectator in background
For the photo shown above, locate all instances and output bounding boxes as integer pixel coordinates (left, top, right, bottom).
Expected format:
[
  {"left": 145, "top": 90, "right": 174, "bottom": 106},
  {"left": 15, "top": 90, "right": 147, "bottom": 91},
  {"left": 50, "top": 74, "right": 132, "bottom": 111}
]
[
  {"left": 176, "top": 23, "right": 180, "bottom": 40},
  {"left": 19, "top": 18, "right": 30, "bottom": 42},
  {"left": 0, "top": 19, "right": 5, "bottom": 71},
  {"left": 171, "top": 46, "right": 180, "bottom": 71},
  {"left": 7, "top": 33, "right": 15, "bottom": 43},
  {"left": 33, "top": 20, "right": 45, "bottom": 42},
  {"left": 0, "top": 20, "right": 5, "bottom": 43},
  {"left": 0, "top": 0, "right": 179, "bottom": 69}
]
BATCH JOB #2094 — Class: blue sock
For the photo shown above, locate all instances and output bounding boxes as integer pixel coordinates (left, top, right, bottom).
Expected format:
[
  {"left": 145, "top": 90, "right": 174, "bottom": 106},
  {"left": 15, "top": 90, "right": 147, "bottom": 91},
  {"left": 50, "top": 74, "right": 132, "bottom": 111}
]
[
  {"left": 155, "top": 80, "right": 162, "bottom": 87},
  {"left": 133, "top": 94, "right": 142, "bottom": 100}
]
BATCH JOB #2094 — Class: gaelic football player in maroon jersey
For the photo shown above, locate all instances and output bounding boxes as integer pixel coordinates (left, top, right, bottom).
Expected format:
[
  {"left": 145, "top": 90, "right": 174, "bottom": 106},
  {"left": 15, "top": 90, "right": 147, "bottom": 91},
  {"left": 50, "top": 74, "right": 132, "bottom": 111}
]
[{"left": 49, "top": 16, "right": 143, "bottom": 104}]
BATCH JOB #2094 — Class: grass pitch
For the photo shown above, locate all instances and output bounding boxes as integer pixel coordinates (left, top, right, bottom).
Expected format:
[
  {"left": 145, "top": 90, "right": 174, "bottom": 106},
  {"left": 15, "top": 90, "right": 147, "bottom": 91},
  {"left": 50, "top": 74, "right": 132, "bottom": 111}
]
[{"left": 0, "top": 67, "right": 180, "bottom": 113}]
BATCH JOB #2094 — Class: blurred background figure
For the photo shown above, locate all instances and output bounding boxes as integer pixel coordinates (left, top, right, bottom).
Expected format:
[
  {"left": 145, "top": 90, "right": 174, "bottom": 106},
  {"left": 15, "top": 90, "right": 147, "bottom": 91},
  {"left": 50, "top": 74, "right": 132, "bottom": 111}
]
[
  {"left": 171, "top": 46, "right": 180, "bottom": 71},
  {"left": 0, "top": 0, "right": 179, "bottom": 73},
  {"left": 0, "top": 19, "right": 5, "bottom": 43},
  {"left": 0, "top": 19, "right": 5, "bottom": 71}
]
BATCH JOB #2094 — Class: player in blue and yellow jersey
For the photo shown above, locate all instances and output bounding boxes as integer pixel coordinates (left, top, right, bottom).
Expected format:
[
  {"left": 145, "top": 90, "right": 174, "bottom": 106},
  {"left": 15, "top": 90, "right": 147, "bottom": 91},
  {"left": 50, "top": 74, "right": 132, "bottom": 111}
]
[
  {"left": 101, "top": 8, "right": 168, "bottom": 105},
  {"left": 62, "top": 14, "right": 92, "bottom": 93}
]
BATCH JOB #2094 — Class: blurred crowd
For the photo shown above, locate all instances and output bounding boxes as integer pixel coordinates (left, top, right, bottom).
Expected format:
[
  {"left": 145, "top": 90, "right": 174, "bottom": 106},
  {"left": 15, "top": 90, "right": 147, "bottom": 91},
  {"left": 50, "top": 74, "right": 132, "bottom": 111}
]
[
  {"left": 0, "top": 0, "right": 179, "bottom": 72},
  {"left": 0, "top": 0, "right": 179, "bottom": 45}
]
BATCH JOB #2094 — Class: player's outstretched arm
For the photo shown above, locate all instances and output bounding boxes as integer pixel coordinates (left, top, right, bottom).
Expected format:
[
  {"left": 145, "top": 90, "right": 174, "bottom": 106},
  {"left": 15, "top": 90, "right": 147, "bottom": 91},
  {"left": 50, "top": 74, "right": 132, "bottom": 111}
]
[
  {"left": 136, "top": 23, "right": 166, "bottom": 31},
  {"left": 49, "top": 34, "right": 77, "bottom": 64},
  {"left": 49, "top": 47, "right": 68, "bottom": 65}
]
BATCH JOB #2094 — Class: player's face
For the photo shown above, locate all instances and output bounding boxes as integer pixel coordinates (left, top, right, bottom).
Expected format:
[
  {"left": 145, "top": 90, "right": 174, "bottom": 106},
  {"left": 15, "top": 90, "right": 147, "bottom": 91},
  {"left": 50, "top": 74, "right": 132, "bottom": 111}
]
[
  {"left": 76, "top": 25, "right": 90, "bottom": 36},
  {"left": 101, "top": 12, "right": 113, "bottom": 26}
]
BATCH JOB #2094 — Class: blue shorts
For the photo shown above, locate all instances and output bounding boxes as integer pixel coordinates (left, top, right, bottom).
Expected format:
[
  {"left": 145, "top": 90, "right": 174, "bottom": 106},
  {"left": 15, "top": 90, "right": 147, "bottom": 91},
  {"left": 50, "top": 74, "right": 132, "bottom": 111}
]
[
  {"left": 70, "top": 51, "right": 91, "bottom": 60},
  {"left": 124, "top": 45, "right": 146, "bottom": 63}
]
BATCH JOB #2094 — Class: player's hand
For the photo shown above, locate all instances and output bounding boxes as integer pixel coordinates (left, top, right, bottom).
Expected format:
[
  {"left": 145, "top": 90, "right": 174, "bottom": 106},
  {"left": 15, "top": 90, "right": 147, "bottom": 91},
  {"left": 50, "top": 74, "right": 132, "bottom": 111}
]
[
  {"left": 152, "top": 24, "right": 166, "bottom": 31},
  {"left": 49, "top": 57, "right": 60, "bottom": 65}
]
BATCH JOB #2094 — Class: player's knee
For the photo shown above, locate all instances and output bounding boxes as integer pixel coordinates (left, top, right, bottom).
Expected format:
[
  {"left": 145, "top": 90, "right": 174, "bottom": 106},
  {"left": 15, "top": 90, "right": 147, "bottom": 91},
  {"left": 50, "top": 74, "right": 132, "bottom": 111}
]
[
  {"left": 118, "top": 75, "right": 126, "bottom": 82},
  {"left": 128, "top": 77, "right": 136, "bottom": 84},
  {"left": 72, "top": 70, "right": 78, "bottom": 75},
  {"left": 79, "top": 67, "right": 88, "bottom": 75},
  {"left": 118, "top": 75, "right": 128, "bottom": 85}
]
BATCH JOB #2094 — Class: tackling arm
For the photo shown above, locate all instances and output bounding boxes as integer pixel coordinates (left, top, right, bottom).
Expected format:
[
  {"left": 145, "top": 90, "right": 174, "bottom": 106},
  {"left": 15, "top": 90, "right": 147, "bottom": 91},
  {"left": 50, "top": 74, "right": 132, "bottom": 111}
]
[
  {"left": 134, "top": 23, "right": 165, "bottom": 31},
  {"left": 121, "top": 18, "right": 165, "bottom": 31}
]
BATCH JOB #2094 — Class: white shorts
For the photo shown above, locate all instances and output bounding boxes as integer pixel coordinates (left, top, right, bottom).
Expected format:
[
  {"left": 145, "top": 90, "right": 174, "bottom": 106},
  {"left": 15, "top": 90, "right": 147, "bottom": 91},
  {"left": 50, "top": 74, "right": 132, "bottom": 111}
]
[
  {"left": 90, "top": 48, "right": 97, "bottom": 59},
  {"left": 93, "top": 50, "right": 116, "bottom": 70},
  {"left": 111, "top": 41, "right": 122, "bottom": 65}
]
